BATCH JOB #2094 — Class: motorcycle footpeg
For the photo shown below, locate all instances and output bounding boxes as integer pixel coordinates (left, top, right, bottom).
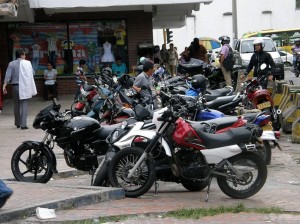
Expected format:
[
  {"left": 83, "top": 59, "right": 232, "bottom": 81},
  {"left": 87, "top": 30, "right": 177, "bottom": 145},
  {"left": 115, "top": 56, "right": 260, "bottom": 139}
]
[{"left": 242, "top": 144, "right": 256, "bottom": 152}]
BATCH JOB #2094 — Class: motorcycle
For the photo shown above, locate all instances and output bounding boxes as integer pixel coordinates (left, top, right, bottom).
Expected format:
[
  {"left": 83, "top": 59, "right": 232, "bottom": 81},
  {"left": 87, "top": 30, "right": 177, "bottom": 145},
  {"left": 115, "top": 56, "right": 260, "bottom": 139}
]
[
  {"left": 239, "top": 64, "right": 282, "bottom": 131},
  {"left": 10, "top": 98, "right": 123, "bottom": 183},
  {"left": 107, "top": 103, "right": 267, "bottom": 200}
]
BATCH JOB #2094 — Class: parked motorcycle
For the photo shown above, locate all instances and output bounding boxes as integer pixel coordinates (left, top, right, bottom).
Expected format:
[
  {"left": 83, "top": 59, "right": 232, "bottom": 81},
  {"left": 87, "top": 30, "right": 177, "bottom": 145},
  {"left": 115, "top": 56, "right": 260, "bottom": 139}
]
[
  {"left": 239, "top": 64, "right": 281, "bottom": 131},
  {"left": 11, "top": 99, "right": 121, "bottom": 183},
  {"left": 107, "top": 104, "right": 267, "bottom": 200}
]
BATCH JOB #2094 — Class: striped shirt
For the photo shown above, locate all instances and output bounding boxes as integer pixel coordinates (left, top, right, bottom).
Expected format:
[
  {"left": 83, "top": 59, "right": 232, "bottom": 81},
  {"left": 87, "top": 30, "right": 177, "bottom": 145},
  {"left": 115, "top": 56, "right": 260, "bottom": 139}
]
[{"left": 4, "top": 58, "right": 22, "bottom": 85}]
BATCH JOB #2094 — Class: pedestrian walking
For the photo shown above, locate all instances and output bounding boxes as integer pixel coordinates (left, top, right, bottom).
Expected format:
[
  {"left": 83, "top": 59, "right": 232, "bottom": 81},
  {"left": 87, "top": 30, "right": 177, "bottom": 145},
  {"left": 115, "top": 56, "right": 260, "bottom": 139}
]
[{"left": 2, "top": 50, "right": 37, "bottom": 129}]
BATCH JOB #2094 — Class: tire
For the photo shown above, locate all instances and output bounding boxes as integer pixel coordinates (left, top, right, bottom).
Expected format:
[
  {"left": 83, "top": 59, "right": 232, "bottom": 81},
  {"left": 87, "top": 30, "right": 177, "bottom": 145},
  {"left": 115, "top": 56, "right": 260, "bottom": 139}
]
[
  {"left": 255, "top": 141, "right": 272, "bottom": 165},
  {"left": 108, "top": 147, "right": 156, "bottom": 198},
  {"left": 217, "top": 152, "right": 267, "bottom": 199},
  {"left": 283, "top": 61, "right": 292, "bottom": 68},
  {"left": 93, "top": 159, "right": 110, "bottom": 187},
  {"left": 181, "top": 180, "right": 208, "bottom": 191},
  {"left": 11, "top": 143, "right": 54, "bottom": 183}
]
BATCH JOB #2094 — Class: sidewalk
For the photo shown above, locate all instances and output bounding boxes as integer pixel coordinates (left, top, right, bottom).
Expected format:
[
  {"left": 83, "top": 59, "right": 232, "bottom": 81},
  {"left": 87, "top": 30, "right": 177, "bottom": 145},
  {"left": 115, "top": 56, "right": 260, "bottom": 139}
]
[{"left": 0, "top": 95, "right": 300, "bottom": 223}]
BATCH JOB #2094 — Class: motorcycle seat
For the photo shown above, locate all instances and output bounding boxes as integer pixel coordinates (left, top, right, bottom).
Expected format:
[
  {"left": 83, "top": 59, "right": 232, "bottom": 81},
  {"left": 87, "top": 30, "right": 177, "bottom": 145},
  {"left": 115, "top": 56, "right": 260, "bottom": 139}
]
[
  {"left": 205, "top": 87, "right": 233, "bottom": 102},
  {"left": 94, "top": 123, "right": 121, "bottom": 140},
  {"left": 190, "top": 125, "right": 251, "bottom": 149},
  {"left": 205, "top": 95, "right": 237, "bottom": 109},
  {"left": 242, "top": 113, "right": 260, "bottom": 123}
]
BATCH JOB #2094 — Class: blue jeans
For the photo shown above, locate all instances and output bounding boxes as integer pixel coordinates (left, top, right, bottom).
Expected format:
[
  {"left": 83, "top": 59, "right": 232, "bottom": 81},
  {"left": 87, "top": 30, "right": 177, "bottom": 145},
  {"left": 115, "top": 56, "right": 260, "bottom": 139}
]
[
  {"left": 32, "top": 57, "right": 40, "bottom": 71},
  {"left": 0, "top": 179, "right": 13, "bottom": 209},
  {"left": 48, "top": 51, "right": 57, "bottom": 68}
]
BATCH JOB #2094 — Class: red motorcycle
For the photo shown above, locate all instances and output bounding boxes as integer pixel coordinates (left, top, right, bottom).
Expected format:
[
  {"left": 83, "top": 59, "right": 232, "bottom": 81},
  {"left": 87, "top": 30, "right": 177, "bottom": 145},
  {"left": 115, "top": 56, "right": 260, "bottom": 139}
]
[
  {"left": 107, "top": 104, "right": 267, "bottom": 200},
  {"left": 72, "top": 80, "right": 98, "bottom": 115},
  {"left": 240, "top": 68, "right": 281, "bottom": 131}
]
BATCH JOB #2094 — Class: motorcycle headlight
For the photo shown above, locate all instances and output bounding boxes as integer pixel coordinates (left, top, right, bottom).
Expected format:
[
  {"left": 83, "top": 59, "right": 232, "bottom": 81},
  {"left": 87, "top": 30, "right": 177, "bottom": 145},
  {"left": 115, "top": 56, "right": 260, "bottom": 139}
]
[{"left": 111, "top": 130, "right": 119, "bottom": 142}]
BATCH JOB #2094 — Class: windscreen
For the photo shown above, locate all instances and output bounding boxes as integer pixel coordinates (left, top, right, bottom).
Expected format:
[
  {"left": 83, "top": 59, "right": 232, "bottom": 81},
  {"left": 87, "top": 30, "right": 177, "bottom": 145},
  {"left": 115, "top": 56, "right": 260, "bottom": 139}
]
[{"left": 241, "top": 39, "right": 277, "bottom": 53}]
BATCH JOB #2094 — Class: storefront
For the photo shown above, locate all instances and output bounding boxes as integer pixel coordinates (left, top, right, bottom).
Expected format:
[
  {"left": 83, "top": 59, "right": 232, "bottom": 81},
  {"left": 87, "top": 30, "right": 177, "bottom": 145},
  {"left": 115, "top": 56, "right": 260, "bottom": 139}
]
[
  {"left": 7, "top": 20, "right": 129, "bottom": 76},
  {"left": 0, "top": 0, "right": 212, "bottom": 97}
]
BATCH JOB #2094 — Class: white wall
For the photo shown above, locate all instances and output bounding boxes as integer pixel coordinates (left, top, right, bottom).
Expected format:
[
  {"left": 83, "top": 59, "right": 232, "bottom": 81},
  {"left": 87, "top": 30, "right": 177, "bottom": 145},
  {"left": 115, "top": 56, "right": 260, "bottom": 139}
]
[{"left": 153, "top": 0, "right": 300, "bottom": 52}]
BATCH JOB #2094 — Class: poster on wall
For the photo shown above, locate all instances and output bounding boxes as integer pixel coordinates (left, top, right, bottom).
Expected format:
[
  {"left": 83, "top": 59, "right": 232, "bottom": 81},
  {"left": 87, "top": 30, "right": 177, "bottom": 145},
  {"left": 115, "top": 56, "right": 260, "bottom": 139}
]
[
  {"left": 8, "top": 23, "right": 67, "bottom": 75},
  {"left": 7, "top": 19, "right": 127, "bottom": 75}
]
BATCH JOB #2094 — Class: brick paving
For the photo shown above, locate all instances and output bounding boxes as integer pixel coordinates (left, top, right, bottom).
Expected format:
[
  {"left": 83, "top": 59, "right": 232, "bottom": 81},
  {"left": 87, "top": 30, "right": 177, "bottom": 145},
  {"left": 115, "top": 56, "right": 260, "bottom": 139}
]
[{"left": 1, "top": 95, "right": 300, "bottom": 223}]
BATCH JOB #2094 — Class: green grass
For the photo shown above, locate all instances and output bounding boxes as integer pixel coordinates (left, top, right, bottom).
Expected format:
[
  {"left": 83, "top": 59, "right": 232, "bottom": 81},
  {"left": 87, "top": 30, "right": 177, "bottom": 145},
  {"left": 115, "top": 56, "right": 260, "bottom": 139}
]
[
  {"left": 165, "top": 203, "right": 283, "bottom": 219},
  {"left": 62, "top": 204, "right": 283, "bottom": 223}
]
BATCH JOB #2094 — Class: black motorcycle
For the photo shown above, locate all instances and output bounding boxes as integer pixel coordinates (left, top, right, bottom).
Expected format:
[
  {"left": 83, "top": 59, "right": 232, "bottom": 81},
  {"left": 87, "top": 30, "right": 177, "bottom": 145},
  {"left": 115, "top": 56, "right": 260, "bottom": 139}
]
[{"left": 11, "top": 99, "right": 120, "bottom": 183}]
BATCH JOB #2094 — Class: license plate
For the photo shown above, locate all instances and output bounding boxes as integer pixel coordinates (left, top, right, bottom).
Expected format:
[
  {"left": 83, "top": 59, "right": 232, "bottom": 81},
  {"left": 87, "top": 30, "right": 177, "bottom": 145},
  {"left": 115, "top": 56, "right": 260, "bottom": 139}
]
[
  {"left": 262, "top": 122, "right": 273, "bottom": 131},
  {"left": 257, "top": 101, "right": 271, "bottom": 110}
]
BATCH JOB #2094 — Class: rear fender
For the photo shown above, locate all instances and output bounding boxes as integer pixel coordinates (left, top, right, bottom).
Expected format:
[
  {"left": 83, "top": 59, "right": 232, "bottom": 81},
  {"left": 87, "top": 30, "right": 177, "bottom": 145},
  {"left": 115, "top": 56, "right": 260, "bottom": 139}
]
[
  {"left": 260, "top": 131, "right": 276, "bottom": 141},
  {"left": 22, "top": 141, "right": 57, "bottom": 173}
]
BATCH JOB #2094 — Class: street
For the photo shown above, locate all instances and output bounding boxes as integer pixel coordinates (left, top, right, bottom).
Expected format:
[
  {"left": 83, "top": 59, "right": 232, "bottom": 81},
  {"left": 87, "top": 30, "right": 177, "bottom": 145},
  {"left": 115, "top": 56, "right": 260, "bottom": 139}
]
[{"left": 0, "top": 68, "right": 300, "bottom": 223}]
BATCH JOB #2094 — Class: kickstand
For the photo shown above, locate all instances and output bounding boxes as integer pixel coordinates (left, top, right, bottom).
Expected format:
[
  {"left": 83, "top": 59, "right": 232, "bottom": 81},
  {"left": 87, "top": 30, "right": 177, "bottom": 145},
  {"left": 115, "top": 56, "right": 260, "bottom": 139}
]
[
  {"left": 205, "top": 177, "right": 213, "bottom": 202},
  {"left": 90, "top": 169, "right": 95, "bottom": 186},
  {"left": 154, "top": 180, "right": 159, "bottom": 194}
]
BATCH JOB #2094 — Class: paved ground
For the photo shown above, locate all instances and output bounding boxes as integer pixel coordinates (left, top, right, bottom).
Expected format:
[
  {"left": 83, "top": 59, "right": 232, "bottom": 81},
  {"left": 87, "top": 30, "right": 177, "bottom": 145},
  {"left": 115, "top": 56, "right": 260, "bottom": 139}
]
[{"left": 0, "top": 88, "right": 300, "bottom": 223}]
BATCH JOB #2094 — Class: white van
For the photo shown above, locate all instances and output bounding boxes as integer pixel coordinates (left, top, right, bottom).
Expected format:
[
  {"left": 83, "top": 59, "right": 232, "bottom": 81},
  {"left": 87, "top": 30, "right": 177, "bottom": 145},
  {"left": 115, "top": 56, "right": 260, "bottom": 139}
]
[{"left": 234, "top": 37, "right": 284, "bottom": 80}]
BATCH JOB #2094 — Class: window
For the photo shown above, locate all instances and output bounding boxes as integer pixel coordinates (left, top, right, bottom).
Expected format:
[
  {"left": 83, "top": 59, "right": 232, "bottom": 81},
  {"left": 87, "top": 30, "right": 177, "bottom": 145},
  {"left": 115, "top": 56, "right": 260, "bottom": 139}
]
[{"left": 296, "top": 0, "right": 300, "bottom": 9}]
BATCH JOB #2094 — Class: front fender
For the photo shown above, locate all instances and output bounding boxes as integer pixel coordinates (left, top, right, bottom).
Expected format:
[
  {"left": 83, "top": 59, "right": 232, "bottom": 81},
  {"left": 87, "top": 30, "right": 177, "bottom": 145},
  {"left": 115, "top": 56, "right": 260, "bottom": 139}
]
[{"left": 22, "top": 141, "right": 57, "bottom": 173}]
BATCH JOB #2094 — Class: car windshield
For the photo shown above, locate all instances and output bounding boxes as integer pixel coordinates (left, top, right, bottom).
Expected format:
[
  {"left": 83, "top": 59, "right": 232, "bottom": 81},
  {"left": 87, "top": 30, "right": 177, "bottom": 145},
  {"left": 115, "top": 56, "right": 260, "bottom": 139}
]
[{"left": 241, "top": 39, "right": 277, "bottom": 53}]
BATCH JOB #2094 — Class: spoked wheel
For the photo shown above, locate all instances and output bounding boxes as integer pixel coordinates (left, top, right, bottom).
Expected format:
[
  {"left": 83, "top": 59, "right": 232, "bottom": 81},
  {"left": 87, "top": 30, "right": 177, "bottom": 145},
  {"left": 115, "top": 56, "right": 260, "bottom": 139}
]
[
  {"left": 217, "top": 152, "right": 267, "bottom": 199},
  {"left": 108, "top": 147, "right": 156, "bottom": 198},
  {"left": 11, "top": 143, "right": 54, "bottom": 183},
  {"left": 255, "top": 140, "right": 272, "bottom": 165}
]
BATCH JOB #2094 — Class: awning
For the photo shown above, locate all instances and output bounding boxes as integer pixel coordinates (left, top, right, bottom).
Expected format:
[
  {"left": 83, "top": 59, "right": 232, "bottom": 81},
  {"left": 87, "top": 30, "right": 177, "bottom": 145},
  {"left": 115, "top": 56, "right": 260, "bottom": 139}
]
[{"left": 0, "top": 0, "right": 213, "bottom": 28}]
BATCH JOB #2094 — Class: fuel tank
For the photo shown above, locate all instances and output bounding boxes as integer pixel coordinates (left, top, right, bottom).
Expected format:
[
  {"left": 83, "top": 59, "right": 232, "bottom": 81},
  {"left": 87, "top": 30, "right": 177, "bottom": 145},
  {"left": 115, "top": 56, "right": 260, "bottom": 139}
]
[{"left": 57, "top": 117, "right": 100, "bottom": 142}]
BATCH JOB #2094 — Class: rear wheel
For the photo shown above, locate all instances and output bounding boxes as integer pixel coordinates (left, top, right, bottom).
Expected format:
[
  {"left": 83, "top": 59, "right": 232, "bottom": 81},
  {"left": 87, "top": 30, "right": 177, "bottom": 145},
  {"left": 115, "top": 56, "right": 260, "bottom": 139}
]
[
  {"left": 256, "top": 141, "right": 272, "bottom": 165},
  {"left": 11, "top": 143, "right": 54, "bottom": 183},
  {"left": 108, "top": 147, "right": 156, "bottom": 198},
  {"left": 217, "top": 152, "right": 267, "bottom": 199}
]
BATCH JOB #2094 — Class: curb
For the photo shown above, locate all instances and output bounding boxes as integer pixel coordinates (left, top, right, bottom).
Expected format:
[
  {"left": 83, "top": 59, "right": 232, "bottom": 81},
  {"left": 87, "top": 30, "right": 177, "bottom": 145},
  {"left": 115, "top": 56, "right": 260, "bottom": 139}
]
[{"left": 0, "top": 185, "right": 124, "bottom": 223}]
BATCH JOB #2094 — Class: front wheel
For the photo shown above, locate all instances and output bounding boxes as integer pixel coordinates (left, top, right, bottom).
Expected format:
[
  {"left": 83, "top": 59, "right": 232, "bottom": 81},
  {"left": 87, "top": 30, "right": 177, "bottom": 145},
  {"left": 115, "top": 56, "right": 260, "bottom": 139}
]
[
  {"left": 108, "top": 147, "right": 156, "bottom": 198},
  {"left": 11, "top": 143, "right": 54, "bottom": 183},
  {"left": 217, "top": 152, "right": 267, "bottom": 199},
  {"left": 93, "top": 159, "right": 110, "bottom": 187}
]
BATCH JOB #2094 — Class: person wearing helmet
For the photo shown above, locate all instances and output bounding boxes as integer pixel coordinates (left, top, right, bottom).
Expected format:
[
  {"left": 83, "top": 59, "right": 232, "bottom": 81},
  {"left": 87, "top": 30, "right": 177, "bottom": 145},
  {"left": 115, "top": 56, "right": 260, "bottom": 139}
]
[
  {"left": 218, "top": 35, "right": 233, "bottom": 87},
  {"left": 242, "top": 38, "right": 275, "bottom": 89},
  {"left": 291, "top": 38, "right": 300, "bottom": 72}
]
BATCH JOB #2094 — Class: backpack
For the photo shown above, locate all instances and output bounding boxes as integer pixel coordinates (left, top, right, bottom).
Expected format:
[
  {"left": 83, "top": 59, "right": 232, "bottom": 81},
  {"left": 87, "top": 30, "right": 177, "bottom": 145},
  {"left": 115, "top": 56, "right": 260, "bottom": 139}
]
[{"left": 223, "top": 45, "right": 235, "bottom": 70}]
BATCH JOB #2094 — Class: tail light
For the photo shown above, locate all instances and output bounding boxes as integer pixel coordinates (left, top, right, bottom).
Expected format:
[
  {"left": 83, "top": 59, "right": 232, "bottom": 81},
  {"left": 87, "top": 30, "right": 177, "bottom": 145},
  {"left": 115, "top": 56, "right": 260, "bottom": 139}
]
[
  {"left": 274, "top": 131, "right": 281, "bottom": 139},
  {"left": 259, "top": 118, "right": 270, "bottom": 127}
]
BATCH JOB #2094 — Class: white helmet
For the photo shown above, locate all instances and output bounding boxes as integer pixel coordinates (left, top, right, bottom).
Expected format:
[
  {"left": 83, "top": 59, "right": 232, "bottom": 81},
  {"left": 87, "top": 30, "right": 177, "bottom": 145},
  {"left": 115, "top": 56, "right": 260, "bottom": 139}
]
[{"left": 252, "top": 38, "right": 265, "bottom": 48}]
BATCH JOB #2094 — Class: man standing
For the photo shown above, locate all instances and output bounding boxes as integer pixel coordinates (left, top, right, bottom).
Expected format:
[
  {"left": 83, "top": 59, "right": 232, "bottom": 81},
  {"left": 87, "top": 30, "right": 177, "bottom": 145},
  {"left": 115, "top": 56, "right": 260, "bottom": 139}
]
[
  {"left": 2, "top": 50, "right": 37, "bottom": 129},
  {"left": 292, "top": 38, "right": 300, "bottom": 72},
  {"left": 167, "top": 43, "right": 178, "bottom": 77},
  {"left": 242, "top": 38, "right": 275, "bottom": 89},
  {"left": 44, "top": 62, "right": 58, "bottom": 101},
  {"left": 219, "top": 35, "right": 233, "bottom": 87}
]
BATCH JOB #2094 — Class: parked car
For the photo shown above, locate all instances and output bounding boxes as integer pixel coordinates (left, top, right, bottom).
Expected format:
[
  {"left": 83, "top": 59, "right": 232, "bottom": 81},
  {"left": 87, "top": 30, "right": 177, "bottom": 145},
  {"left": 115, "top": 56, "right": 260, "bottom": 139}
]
[
  {"left": 234, "top": 37, "right": 285, "bottom": 80},
  {"left": 279, "top": 50, "right": 293, "bottom": 67}
]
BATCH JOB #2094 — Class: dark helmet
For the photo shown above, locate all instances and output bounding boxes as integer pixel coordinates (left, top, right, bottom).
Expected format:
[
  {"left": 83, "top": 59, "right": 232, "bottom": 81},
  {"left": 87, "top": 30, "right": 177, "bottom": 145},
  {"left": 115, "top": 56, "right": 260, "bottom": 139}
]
[
  {"left": 191, "top": 74, "right": 208, "bottom": 90},
  {"left": 118, "top": 74, "right": 134, "bottom": 88},
  {"left": 219, "top": 35, "right": 230, "bottom": 45}
]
